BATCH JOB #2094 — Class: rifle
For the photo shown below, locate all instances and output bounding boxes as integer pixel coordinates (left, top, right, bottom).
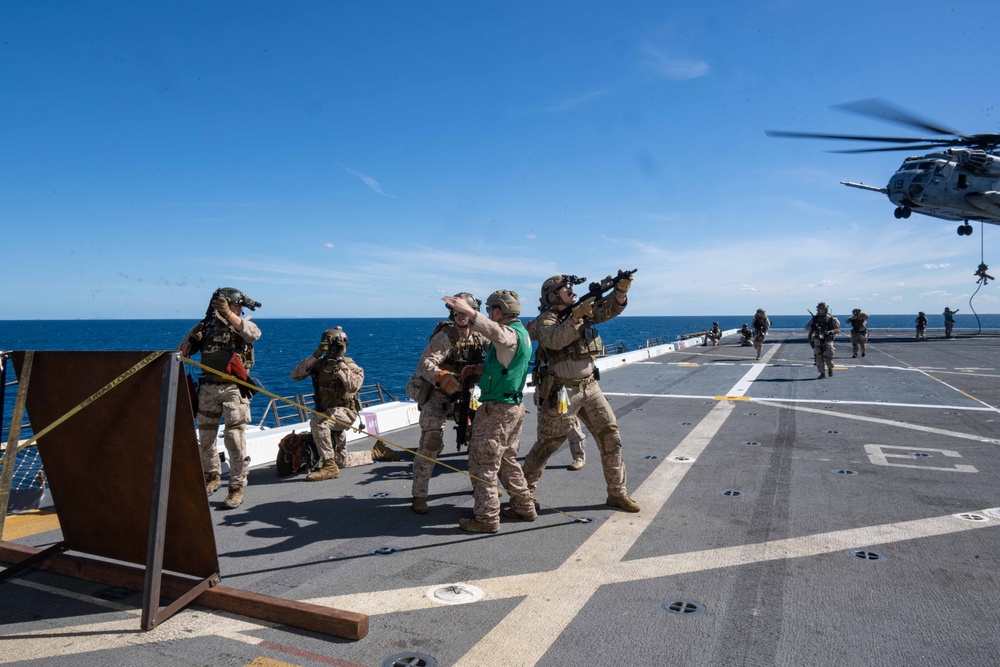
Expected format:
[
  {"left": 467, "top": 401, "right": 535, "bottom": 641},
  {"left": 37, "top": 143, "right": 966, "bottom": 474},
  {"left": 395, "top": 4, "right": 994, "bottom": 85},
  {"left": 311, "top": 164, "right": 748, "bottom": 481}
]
[
  {"left": 454, "top": 347, "right": 484, "bottom": 451},
  {"left": 557, "top": 269, "right": 638, "bottom": 322}
]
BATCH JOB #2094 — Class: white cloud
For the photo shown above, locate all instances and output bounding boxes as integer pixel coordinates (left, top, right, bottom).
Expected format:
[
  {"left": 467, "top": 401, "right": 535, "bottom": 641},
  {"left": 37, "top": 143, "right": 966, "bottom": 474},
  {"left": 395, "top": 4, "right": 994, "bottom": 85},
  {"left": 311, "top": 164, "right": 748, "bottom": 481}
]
[
  {"left": 538, "top": 90, "right": 611, "bottom": 113},
  {"left": 339, "top": 164, "right": 395, "bottom": 199},
  {"left": 640, "top": 44, "right": 709, "bottom": 81},
  {"left": 922, "top": 263, "right": 951, "bottom": 269},
  {"left": 323, "top": 242, "right": 335, "bottom": 249}
]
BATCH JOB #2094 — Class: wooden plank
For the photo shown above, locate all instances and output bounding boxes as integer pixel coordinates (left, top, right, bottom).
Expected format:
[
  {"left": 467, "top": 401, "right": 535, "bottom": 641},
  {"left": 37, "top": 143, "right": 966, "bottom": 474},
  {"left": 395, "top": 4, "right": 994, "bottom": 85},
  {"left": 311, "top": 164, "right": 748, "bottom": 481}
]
[{"left": 0, "top": 542, "right": 368, "bottom": 640}]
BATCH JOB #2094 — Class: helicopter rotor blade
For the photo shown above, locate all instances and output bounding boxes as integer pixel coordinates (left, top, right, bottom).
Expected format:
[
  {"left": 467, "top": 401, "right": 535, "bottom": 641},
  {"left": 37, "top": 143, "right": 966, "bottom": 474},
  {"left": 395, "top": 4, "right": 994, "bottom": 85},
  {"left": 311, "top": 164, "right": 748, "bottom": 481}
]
[
  {"left": 831, "top": 98, "right": 969, "bottom": 139},
  {"left": 766, "top": 129, "right": 945, "bottom": 144},
  {"left": 829, "top": 142, "right": 965, "bottom": 154}
]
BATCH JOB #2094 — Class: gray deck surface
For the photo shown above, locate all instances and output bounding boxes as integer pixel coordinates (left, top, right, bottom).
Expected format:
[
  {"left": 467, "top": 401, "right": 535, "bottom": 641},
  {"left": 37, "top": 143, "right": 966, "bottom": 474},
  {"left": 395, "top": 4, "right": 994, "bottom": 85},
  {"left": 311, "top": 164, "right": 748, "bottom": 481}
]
[{"left": 3, "top": 330, "right": 1000, "bottom": 667}]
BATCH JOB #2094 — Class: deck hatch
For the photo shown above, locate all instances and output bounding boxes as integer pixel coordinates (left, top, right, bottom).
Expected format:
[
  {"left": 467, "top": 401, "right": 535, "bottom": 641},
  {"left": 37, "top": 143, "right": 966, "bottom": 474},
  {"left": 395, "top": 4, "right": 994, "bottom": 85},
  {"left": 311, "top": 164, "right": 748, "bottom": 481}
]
[{"left": 662, "top": 600, "right": 705, "bottom": 617}]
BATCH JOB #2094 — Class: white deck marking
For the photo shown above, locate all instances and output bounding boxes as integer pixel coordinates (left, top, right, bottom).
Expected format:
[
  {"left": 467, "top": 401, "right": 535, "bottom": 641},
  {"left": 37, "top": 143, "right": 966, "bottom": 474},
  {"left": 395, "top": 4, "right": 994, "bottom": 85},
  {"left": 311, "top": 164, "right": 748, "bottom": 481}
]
[
  {"left": 864, "top": 444, "right": 978, "bottom": 473},
  {"left": 603, "top": 391, "right": 993, "bottom": 412}
]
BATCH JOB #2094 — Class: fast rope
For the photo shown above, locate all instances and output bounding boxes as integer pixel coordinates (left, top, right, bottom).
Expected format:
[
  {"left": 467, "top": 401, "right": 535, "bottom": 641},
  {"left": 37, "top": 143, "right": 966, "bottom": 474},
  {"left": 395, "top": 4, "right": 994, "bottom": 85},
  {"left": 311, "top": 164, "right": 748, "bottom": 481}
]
[
  {"left": 181, "top": 357, "right": 588, "bottom": 523},
  {"left": 968, "top": 220, "right": 986, "bottom": 335}
]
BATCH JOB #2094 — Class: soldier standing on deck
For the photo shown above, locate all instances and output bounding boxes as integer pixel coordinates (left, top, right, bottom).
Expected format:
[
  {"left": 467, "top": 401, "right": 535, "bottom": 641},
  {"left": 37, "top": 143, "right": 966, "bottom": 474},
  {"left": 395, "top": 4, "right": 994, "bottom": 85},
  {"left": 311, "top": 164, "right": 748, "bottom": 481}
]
[
  {"left": 522, "top": 272, "right": 641, "bottom": 513},
  {"left": 807, "top": 302, "right": 841, "bottom": 379},
  {"left": 847, "top": 308, "right": 869, "bottom": 358},
  {"left": 178, "top": 287, "right": 262, "bottom": 509},
  {"left": 409, "top": 294, "right": 489, "bottom": 515},
  {"left": 943, "top": 307, "right": 959, "bottom": 338},
  {"left": 442, "top": 290, "right": 536, "bottom": 533},
  {"left": 916, "top": 312, "right": 928, "bottom": 340},
  {"left": 290, "top": 327, "right": 400, "bottom": 483},
  {"left": 752, "top": 308, "right": 770, "bottom": 360}
]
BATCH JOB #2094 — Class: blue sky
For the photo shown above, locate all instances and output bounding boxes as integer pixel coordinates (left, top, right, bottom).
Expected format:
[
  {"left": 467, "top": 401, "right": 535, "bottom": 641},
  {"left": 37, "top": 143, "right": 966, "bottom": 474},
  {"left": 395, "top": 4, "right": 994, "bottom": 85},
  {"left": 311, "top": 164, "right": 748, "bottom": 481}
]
[{"left": 4, "top": 1, "right": 1000, "bottom": 319}]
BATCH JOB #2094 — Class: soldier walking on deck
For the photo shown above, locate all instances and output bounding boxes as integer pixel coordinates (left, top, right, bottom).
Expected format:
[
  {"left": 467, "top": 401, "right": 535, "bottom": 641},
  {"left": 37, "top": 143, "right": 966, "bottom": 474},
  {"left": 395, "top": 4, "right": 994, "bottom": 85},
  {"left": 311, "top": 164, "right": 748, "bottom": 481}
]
[
  {"left": 442, "top": 290, "right": 536, "bottom": 533},
  {"left": 807, "top": 302, "right": 840, "bottom": 379},
  {"left": 409, "top": 294, "right": 489, "bottom": 514},
  {"left": 915, "top": 312, "right": 928, "bottom": 340},
  {"left": 752, "top": 309, "right": 770, "bottom": 360},
  {"left": 290, "top": 327, "right": 400, "bottom": 482},
  {"left": 943, "top": 307, "right": 959, "bottom": 338},
  {"left": 523, "top": 273, "right": 641, "bottom": 513},
  {"left": 847, "top": 308, "right": 869, "bottom": 358},
  {"left": 179, "top": 287, "right": 262, "bottom": 509}
]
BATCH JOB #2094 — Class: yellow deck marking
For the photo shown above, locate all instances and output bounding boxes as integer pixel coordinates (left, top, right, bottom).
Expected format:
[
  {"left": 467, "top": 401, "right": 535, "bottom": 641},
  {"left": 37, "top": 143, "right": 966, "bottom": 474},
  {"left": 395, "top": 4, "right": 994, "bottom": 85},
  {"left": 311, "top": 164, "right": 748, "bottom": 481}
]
[
  {"left": 2, "top": 510, "right": 60, "bottom": 541},
  {"left": 715, "top": 395, "right": 751, "bottom": 401},
  {"left": 245, "top": 658, "right": 301, "bottom": 667},
  {"left": 677, "top": 363, "right": 699, "bottom": 367}
]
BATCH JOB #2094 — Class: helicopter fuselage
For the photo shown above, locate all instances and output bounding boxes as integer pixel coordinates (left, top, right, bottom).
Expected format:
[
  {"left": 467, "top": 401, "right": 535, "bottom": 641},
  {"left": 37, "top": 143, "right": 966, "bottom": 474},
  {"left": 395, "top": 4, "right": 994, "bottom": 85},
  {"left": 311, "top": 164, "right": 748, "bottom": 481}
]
[{"left": 884, "top": 148, "right": 1000, "bottom": 224}]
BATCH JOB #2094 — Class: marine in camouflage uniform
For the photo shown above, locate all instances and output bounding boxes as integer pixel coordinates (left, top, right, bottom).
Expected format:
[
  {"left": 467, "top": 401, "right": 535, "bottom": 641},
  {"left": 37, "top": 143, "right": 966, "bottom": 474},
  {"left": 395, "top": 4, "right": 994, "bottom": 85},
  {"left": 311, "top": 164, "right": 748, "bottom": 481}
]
[
  {"left": 704, "top": 322, "right": 722, "bottom": 347},
  {"left": 442, "top": 290, "right": 535, "bottom": 534},
  {"left": 739, "top": 324, "right": 753, "bottom": 346},
  {"left": 522, "top": 273, "right": 640, "bottom": 513},
  {"left": 915, "top": 312, "right": 928, "bottom": 340},
  {"left": 179, "top": 287, "right": 262, "bottom": 509},
  {"left": 806, "top": 302, "right": 841, "bottom": 379},
  {"left": 290, "top": 327, "right": 400, "bottom": 482},
  {"left": 847, "top": 308, "right": 869, "bottom": 357},
  {"left": 752, "top": 309, "right": 770, "bottom": 360},
  {"left": 410, "top": 293, "right": 489, "bottom": 514},
  {"left": 943, "top": 307, "right": 958, "bottom": 338}
]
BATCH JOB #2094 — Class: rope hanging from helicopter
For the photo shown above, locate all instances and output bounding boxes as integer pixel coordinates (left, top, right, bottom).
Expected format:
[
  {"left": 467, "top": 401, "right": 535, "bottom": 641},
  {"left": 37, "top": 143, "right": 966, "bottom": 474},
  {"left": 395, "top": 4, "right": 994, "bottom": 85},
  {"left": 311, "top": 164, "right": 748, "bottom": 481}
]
[{"left": 968, "top": 221, "right": 990, "bottom": 335}]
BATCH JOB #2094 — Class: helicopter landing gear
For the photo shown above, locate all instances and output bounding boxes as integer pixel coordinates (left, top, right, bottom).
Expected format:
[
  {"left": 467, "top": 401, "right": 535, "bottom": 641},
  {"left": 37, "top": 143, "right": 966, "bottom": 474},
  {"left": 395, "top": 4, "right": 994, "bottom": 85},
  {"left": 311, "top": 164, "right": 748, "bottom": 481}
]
[
  {"left": 957, "top": 222, "right": 974, "bottom": 236},
  {"left": 893, "top": 206, "right": 911, "bottom": 219}
]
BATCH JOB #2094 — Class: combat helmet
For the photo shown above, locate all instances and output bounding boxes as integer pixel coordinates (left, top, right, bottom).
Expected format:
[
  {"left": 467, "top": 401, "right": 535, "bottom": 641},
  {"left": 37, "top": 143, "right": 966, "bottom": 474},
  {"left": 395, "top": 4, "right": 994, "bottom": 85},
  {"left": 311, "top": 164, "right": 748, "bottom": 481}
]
[
  {"left": 541, "top": 275, "right": 570, "bottom": 308},
  {"left": 852, "top": 308, "right": 861, "bottom": 314},
  {"left": 816, "top": 302, "right": 829, "bottom": 315},
  {"left": 322, "top": 326, "right": 348, "bottom": 347},
  {"left": 447, "top": 292, "right": 481, "bottom": 321},
  {"left": 214, "top": 287, "right": 242, "bottom": 303},
  {"left": 487, "top": 290, "right": 521, "bottom": 317}
]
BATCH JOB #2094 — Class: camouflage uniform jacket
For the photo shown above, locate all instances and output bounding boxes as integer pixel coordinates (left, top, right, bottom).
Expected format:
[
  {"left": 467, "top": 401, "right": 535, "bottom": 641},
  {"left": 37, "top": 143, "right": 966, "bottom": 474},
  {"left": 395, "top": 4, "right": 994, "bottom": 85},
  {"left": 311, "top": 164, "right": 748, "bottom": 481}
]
[
  {"left": 291, "top": 356, "right": 364, "bottom": 412},
  {"left": 417, "top": 323, "right": 489, "bottom": 385},
  {"left": 536, "top": 292, "right": 627, "bottom": 382}
]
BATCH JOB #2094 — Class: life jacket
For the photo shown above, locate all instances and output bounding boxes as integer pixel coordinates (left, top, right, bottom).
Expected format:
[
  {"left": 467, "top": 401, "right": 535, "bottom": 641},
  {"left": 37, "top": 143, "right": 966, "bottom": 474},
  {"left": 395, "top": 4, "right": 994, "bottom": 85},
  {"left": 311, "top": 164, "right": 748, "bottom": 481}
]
[
  {"left": 479, "top": 321, "right": 530, "bottom": 404},
  {"left": 310, "top": 357, "right": 362, "bottom": 413},
  {"left": 197, "top": 316, "right": 254, "bottom": 375}
]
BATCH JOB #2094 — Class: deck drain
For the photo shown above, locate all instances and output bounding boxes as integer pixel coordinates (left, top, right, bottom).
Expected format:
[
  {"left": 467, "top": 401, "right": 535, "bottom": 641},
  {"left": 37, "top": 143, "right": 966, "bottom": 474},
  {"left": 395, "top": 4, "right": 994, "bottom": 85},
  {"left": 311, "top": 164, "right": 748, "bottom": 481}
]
[
  {"left": 643, "top": 455, "right": 660, "bottom": 460},
  {"left": 662, "top": 599, "right": 705, "bottom": 617},
  {"left": 955, "top": 513, "right": 989, "bottom": 522},
  {"left": 911, "top": 452, "right": 933, "bottom": 458},
  {"left": 369, "top": 491, "right": 393, "bottom": 498},
  {"left": 383, "top": 652, "right": 438, "bottom": 667},
  {"left": 426, "top": 583, "right": 484, "bottom": 606},
  {"left": 718, "top": 490, "right": 744, "bottom": 497},
  {"left": 369, "top": 546, "right": 401, "bottom": 556},
  {"left": 847, "top": 549, "right": 886, "bottom": 562},
  {"left": 744, "top": 412, "right": 759, "bottom": 416},
  {"left": 632, "top": 407, "right": 645, "bottom": 412},
  {"left": 679, "top": 422, "right": 692, "bottom": 426},
  {"left": 740, "top": 441, "right": 762, "bottom": 447},
  {"left": 945, "top": 411, "right": 959, "bottom": 415},
  {"left": 833, "top": 469, "right": 858, "bottom": 475},
  {"left": 668, "top": 455, "right": 695, "bottom": 463},
  {"left": 825, "top": 430, "right": 840, "bottom": 435}
]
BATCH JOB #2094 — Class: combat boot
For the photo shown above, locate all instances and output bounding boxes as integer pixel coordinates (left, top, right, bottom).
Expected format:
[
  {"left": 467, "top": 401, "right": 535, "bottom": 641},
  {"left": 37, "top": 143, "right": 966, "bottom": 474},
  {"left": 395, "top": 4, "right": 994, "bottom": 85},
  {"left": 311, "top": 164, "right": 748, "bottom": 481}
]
[
  {"left": 205, "top": 472, "right": 222, "bottom": 495},
  {"left": 568, "top": 458, "right": 586, "bottom": 471},
  {"left": 501, "top": 505, "right": 537, "bottom": 522},
  {"left": 412, "top": 496, "right": 429, "bottom": 514},
  {"left": 458, "top": 517, "right": 500, "bottom": 533},
  {"left": 306, "top": 459, "right": 340, "bottom": 481},
  {"left": 607, "top": 494, "right": 640, "bottom": 513},
  {"left": 818, "top": 371, "right": 826, "bottom": 379},
  {"left": 222, "top": 485, "right": 244, "bottom": 509},
  {"left": 827, "top": 365, "right": 835, "bottom": 376},
  {"left": 371, "top": 442, "right": 401, "bottom": 462}
]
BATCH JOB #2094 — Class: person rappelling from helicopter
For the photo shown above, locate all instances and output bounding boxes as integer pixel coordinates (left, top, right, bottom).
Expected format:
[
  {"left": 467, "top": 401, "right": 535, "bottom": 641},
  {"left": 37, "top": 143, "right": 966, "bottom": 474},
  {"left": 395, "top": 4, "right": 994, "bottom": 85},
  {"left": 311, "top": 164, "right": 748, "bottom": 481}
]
[{"left": 975, "top": 263, "right": 993, "bottom": 285}]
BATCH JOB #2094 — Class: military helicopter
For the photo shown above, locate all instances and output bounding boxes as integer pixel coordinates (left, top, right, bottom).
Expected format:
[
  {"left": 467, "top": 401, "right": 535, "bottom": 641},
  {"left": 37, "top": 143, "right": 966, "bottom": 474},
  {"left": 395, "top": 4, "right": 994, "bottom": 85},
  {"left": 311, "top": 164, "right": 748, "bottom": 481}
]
[{"left": 767, "top": 99, "right": 1000, "bottom": 236}]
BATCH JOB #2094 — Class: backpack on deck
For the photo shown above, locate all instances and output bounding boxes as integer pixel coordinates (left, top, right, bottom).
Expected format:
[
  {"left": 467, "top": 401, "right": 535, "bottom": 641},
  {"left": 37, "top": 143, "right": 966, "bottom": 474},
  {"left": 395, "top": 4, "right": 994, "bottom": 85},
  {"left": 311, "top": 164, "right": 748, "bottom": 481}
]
[{"left": 275, "top": 430, "right": 321, "bottom": 476}]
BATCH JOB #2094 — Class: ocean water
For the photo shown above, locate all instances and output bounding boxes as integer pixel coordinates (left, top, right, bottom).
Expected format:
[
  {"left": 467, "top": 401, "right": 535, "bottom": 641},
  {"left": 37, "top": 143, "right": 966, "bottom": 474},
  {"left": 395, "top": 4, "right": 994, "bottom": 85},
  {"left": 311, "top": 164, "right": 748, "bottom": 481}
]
[{"left": 3, "top": 313, "right": 998, "bottom": 439}]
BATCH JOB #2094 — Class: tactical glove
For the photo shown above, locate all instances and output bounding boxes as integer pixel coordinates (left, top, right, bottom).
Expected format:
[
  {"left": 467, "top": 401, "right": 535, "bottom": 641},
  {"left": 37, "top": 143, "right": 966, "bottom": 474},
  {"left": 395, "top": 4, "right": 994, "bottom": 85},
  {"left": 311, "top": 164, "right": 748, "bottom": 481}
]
[
  {"left": 313, "top": 341, "right": 329, "bottom": 358},
  {"left": 615, "top": 273, "right": 633, "bottom": 294},
  {"left": 212, "top": 297, "right": 232, "bottom": 319},
  {"left": 571, "top": 297, "right": 595, "bottom": 320},
  {"left": 435, "top": 370, "right": 462, "bottom": 396}
]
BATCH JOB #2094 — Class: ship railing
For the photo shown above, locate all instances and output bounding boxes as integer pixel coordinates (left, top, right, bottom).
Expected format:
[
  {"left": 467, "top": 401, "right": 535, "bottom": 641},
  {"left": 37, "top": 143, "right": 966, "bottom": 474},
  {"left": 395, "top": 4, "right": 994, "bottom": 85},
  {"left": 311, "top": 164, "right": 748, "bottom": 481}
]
[
  {"left": 642, "top": 336, "right": 668, "bottom": 348},
  {"left": 255, "top": 382, "right": 397, "bottom": 428},
  {"left": 599, "top": 342, "right": 628, "bottom": 357}
]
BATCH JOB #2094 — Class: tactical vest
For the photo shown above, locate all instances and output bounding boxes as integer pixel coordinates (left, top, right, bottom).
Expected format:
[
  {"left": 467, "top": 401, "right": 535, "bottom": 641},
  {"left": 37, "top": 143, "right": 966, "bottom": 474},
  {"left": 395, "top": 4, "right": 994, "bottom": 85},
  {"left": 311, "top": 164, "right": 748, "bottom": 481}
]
[
  {"left": 311, "top": 357, "right": 362, "bottom": 413},
  {"left": 430, "top": 321, "right": 489, "bottom": 373},
  {"left": 753, "top": 315, "right": 769, "bottom": 335},
  {"left": 811, "top": 315, "right": 837, "bottom": 337},
  {"left": 536, "top": 317, "right": 604, "bottom": 368},
  {"left": 198, "top": 316, "right": 254, "bottom": 375},
  {"left": 850, "top": 314, "right": 868, "bottom": 333},
  {"left": 479, "top": 321, "right": 530, "bottom": 404}
]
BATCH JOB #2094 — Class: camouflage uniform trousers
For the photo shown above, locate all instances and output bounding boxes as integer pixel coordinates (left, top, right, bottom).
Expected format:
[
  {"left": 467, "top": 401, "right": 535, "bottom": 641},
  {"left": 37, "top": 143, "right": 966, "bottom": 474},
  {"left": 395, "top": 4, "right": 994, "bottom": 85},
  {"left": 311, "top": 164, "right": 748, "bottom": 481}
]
[
  {"left": 467, "top": 400, "right": 534, "bottom": 527},
  {"left": 562, "top": 419, "right": 586, "bottom": 463},
  {"left": 412, "top": 390, "right": 453, "bottom": 498},
  {"left": 523, "top": 380, "right": 627, "bottom": 498},
  {"left": 812, "top": 340, "right": 836, "bottom": 372},
  {"left": 196, "top": 382, "right": 250, "bottom": 487},
  {"left": 851, "top": 331, "right": 868, "bottom": 356},
  {"left": 311, "top": 406, "right": 373, "bottom": 469},
  {"left": 753, "top": 333, "right": 766, "bottom": 358}
]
